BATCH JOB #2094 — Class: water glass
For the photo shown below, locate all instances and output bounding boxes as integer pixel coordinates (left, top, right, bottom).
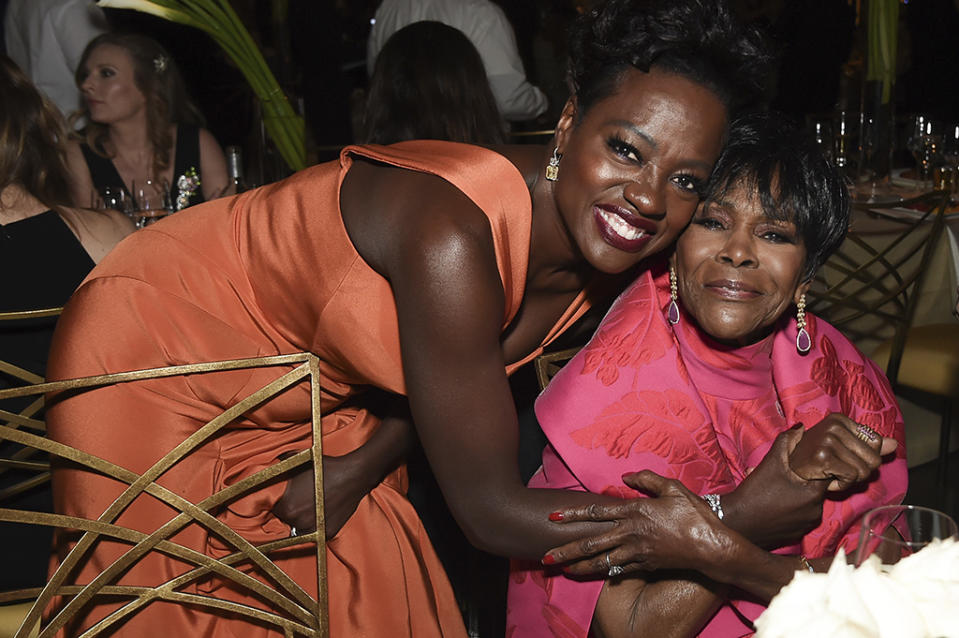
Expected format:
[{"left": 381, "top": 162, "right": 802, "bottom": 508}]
[
  {"left": 134, "top": 179, "right": 172, "bottom": 229},
  {"left": 98, "top": 186, "right": 132, "bottom": 213},
  {"left": 833, "top": 110, "right": 859, "bottom": 175},
  {"left": 807, "top": 116, "right": 834, "bottom": 162},
  {"left": 855, "top": 505, "right": 958, "bottom": 568}
]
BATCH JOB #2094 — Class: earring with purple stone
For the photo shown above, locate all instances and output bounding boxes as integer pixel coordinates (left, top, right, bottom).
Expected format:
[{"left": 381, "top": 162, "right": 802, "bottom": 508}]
[
  {"left": 796, "top": 293, "right": 811, "bottom": 353},
  {"left": 667, "top": 266, "right": 680, "bottom": 325}
]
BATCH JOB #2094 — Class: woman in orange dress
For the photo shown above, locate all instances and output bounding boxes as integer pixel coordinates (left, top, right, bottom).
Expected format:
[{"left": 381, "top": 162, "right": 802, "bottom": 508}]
[{"left": 45, "top": 1, "right": 774, "bottom": 635}]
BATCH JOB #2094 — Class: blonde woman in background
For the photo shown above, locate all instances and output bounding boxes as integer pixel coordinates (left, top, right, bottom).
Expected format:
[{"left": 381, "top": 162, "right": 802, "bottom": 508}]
[{"left": 65, "top": 33, "right": 229, "bottom": 213}]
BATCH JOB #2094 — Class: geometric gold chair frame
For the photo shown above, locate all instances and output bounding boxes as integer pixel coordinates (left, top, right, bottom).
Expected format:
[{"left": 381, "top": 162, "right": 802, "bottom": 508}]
[
  {"left": 0, "top": 307, "right": 64, "bottom": 505},
  {"left": 0, "top": 353, "right": 328, "bottom": 637},
  {"left": 806, "top": 189, "right": 951, "bottom": 385},
  {"left": 533, "top": 346, "right": 584, "bottom": 392}
]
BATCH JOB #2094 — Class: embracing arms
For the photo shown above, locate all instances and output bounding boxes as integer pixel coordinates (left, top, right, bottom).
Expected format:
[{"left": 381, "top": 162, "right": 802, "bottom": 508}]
[{"left": 549, "top": 416, "right": 898, "bottom": 638}]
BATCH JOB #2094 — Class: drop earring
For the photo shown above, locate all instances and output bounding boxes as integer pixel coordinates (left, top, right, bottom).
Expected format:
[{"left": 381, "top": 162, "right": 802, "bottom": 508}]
[
  {"left": 667, "top": 266, "right": 680, "bottom": 325},
  {"left": 795, "top": 293, "right": 811, "bottom": 353},
  {"left": 545, "top": 147, "right": 561, "bottom": 181}
]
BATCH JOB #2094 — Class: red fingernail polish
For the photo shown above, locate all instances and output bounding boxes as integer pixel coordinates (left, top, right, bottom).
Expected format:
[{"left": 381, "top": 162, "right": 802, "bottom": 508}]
[
  {"left": 542, "top": 554, "right": 556, "bottom": 565},
  {"left": 548, "top": 511, "right": 564, "bottom": 522}
]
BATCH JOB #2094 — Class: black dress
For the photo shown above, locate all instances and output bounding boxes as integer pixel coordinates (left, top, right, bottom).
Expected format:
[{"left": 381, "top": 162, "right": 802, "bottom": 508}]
[
  {"left": 0, "top": 210, "right": 95, "bottom": 589},
  {"left": 79, "top": 123, "right": 205, "bottom": 211}
]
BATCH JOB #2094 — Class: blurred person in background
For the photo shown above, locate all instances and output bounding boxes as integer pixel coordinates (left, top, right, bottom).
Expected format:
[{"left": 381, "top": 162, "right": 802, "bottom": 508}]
[
  {"left": 367, "top": 0, "right": 549, "bottom": 123},
  {"left": 4, "top": 0, "right": 108, "bottom": 121},
  {"left": 361, "top": 20, "right": 506, "bottom": 145},
  {"left": 0, "top": 53, "right": 132, "bottom": 591},
  {"left": 65, "top": 33, "right": 229, "bottom": 212}
]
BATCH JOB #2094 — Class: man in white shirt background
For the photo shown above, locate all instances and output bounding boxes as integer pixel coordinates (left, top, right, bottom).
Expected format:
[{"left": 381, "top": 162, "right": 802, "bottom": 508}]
[
  {"left": 367, "top": 0, "right": 549, "bottom": 123},
  {"left": 5, "top": 0, "right": 108, "bottom": 120}
]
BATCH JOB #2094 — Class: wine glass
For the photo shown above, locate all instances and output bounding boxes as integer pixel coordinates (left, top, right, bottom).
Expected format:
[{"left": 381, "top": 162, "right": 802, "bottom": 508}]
[
  {"left": 806, "top": 116, "right": 834, "bottom": 162},
  {"left": 907, "top": 115, "right": 943, "bottom": 187},
  {"left": 99, "top": 185, "right": 131, "bottom": 213},
  {"left": 939, "top": 123, "right": 959, "bottom": 195},
  {"left": 855, "top": 505, "right": 958, "bottom": 569},
  {"left": 134, "top": 179, "right": 172, "bottom": 229},
  {"left": 833, "top": 110, "right": 858, "bottom": 182}
]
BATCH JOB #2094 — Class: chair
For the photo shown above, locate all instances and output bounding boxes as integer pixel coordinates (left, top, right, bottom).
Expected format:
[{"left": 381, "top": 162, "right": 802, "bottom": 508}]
[
  {"left": 534, "top": 346, "right": 584, "bottom": 392},
  {"left": 806, "top": 189, "right": 955, "bottom": 492},
  {"left": 0, "top": 307, "right": 63, "bottom": 507},
  {"left": 0, "top": 353, "right": 329, "bottom": 638}
]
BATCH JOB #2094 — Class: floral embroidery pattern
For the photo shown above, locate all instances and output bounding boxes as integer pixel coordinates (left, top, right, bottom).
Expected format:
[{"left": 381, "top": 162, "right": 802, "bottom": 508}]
[
  {"left": 175, "top": 166, "right": 201, "bottom": 211},
  {"left": 507, "top": 266, "right": 908, "bottom": 638}
]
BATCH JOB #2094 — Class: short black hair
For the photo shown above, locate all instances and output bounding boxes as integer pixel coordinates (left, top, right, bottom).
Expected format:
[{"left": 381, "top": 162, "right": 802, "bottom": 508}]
[
  {"left": 567, "top": 0, "right": 772, "bottom": 118},
  {"left": 704, "top": 112, "right": 850, "bottom": 281}
]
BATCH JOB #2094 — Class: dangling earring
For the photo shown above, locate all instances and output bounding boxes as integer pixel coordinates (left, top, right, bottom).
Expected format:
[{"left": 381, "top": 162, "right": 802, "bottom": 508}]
[
  {"left": 545, "top": 147, "right": 561, "bottom": 181},
  {"left": 795, "top": 293, "right": 811, "bottom": 353},
  {"left": 667, "top": 266, "right": 680, "bottom": 325}
]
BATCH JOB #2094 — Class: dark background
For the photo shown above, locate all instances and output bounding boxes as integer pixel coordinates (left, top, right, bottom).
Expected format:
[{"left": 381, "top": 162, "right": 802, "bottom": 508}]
[{"left": 94, "top": 0, "right": 959, "bottom": 173}]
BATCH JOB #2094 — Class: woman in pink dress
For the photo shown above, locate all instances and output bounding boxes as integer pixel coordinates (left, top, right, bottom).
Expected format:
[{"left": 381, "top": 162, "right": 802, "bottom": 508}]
[{"left": 507, "top": 113, "right": 907, "bottom": 637}]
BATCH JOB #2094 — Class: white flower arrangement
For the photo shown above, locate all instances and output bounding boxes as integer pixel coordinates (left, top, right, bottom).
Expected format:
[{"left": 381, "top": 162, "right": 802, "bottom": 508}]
[
  {"left": 755, "top": 539, "right": 959, "bottom": 638},
  {"left": 98, "top": 0, "right": 305, "bottom": 172}
]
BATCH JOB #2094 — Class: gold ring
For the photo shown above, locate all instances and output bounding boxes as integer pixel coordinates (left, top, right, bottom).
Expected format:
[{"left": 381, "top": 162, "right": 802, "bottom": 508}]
[{"left": 855, "top": 423, "right": 879, "bottom": 443}]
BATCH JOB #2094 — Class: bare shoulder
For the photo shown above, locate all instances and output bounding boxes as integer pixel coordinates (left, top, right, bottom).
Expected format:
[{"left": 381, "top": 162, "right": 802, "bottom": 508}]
[
  {"left": 339, "top": 157, "right": 497, "bottom": 276},
  {"left": 197, "top": 127, "right": 223, "bottom": 152},
  {"left": 59, "top": 206, "right": 135, "bottom": 263}
]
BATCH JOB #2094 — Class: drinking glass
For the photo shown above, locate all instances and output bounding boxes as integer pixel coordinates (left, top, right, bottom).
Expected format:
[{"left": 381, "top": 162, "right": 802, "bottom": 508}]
[
  {"left": 807, "top": 116, "right": 834, "bottom": 162},
  {"left": 134, "top": 179, "right": 172, "bottom": 229},
  {"left": 854, "top": 505, "right": 958, "bottom": 569},
  {"left": 99, "top": 185, "right": 131, "bottom": 213},
  {"left": 940, "top": 123, "right": 959, "bottom": 194},
  {"left": 907, "top": 115, "right": 943, "bottom": 187},
  {"left": 833, "top": 110, "right": 859, "bottom": 181}
]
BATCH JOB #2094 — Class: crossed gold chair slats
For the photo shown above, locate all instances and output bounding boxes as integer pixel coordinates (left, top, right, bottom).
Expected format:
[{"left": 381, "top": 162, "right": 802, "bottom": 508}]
[
  {"left": 533, "top": 347, "right": 583, "bottom": 392},
  {"left": 806, "top": 190, "right": 951, "bottom": 384},
  {"left": 807, "top": 189, "right": 955, "bottom": 492},
  {"left": 0, "top": 353, "right": 329, "bottom": 638},
  {"left": 0, "top": 307, "right": 64, "bottom": 505}
]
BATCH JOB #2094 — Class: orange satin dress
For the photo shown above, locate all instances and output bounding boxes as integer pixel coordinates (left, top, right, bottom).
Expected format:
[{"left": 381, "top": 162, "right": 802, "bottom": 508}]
[{"left": 46, "top": 141, "right": 592, "bottom": 637}]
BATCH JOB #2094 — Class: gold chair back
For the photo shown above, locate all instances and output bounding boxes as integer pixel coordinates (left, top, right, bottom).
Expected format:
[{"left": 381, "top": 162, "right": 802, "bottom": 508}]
[
  {"left": 0, "top": 353, "right": 328, "bottom": 638},
  {"left": 806, "top": 190, "right": 952, "bottom": 384},
  {"left": 534, "top": 346, "right": 583, "bottom": 392},
  {"left": 0, "top": 308, "right": 63, "bottom": 505}
]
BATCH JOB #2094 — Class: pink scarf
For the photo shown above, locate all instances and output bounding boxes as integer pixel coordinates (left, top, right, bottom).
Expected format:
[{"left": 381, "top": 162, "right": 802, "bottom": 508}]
[{"left": 506, "top": 262, "right": 907, "bottom": 637}]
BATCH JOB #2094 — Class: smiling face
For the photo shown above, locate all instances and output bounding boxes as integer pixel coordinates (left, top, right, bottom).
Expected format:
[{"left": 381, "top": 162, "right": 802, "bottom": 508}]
[
  {"left": 79, "top": 44, "right": 147, "bottom": 125},
  {"left": 551, "top": 66, "right": 728, "bottom": 274},
  {"left": 673, "top": 179, "right": 810, "bottom": 346}
]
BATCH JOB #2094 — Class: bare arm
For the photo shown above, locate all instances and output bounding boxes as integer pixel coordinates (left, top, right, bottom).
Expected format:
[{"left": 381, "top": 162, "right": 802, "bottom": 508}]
[
  {"left": 197, "top": 128, "right": 230, "bottom": 201},
  {"left": 273, "top": 392, "right": 415, "bottom": 538},
  {"left": 543, "top": 418, "right": 896, "bottom": 635},
  {"left": 367, "top": 171, "right": 632, "bottom": 558},
  {"left": 59, "top": 206, "right": 135, "bottom": 263}
]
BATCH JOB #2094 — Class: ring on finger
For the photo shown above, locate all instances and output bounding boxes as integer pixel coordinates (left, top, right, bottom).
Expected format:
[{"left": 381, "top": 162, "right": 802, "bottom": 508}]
[
  {"left": 855, "top": 423, "right": 879, "bottom": 443},
  {"left": 605, "top": 552, "right": 624, "bottom": 578}
]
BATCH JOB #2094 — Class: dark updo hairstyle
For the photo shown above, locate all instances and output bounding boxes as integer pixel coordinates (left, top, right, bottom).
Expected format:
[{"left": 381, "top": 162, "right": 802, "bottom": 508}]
[
  {"left": 72, "top": 33, "right": 205, "bottom": 183},
  {"left": 567, "top": 0, "right": 772, "bottom": 119},
  {"left": 362, "top": 21, "right": 506, "bottom": 145},
  {"left": 0, "top": 54, "right": 72, "bottom": 209},
  {"left": 704, "top": 112, "right": 850, "bottom": 282}
]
